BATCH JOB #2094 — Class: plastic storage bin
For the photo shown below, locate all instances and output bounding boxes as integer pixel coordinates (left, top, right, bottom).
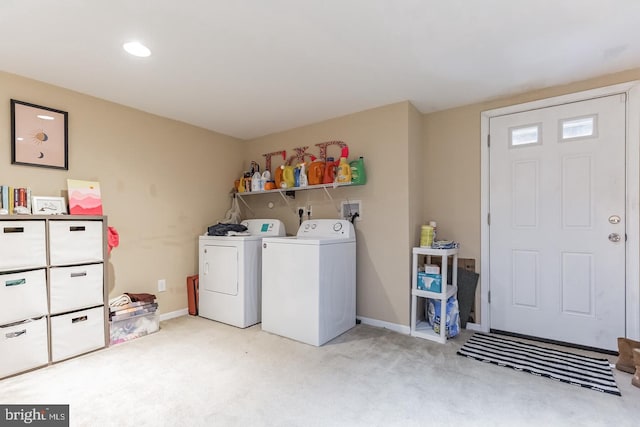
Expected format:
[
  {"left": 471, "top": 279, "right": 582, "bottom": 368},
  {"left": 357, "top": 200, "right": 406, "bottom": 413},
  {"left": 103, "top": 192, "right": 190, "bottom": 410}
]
[{"left": 110, "top": 312, "right": 159, "bottom": 345}]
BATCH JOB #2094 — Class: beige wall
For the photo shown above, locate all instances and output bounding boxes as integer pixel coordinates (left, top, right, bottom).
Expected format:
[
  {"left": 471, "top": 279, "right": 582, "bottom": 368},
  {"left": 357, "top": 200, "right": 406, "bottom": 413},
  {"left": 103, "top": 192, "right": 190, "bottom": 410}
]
[
  {"left": 5, "top": 65, "right": 639, "bottom": 328},
  {"left": 0, "top": 71, "right": 243, "bottom": 314},
  {"left": 423, "top": 67, "right": 640, "bottom": 322},
  {"left": 242, "top": 102, "right": 414, "bottom": 326}
]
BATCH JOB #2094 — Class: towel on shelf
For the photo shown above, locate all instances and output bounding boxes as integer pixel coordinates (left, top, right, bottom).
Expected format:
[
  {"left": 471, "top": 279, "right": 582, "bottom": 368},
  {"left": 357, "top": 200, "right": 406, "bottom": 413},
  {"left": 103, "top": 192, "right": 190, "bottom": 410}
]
[
  {"left": 125, "top": 292, "right": 157, "bottom": 303},
  {"left": 109, "top": 294, "right": 132, "bottom": 307},
  {"left": 431, "top": 240, "right": 460, "bottom": 249}
]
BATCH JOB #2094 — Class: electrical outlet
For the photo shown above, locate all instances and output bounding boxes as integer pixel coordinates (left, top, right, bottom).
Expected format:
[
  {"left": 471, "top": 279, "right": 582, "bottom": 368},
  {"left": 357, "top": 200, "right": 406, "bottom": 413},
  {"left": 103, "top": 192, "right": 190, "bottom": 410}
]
[
  {"left": 158, "top": 279, "right": 166, "bottom": 292},
  {"left": 306, "top": 204, "right": 312, "bottom": 217},
  {"left": 296, "top": 206, "right": 305, "bottom": 217}
]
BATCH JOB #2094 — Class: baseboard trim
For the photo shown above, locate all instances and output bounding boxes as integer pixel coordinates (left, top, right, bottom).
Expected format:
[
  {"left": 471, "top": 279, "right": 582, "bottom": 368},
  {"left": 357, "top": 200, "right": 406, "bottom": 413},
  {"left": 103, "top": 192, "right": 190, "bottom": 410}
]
[
  {"left": 357, "top": 316, "right": 410, "bottom": 335},
  {"left": 160, "top": 308, "right": 189, "bottom": 322}
]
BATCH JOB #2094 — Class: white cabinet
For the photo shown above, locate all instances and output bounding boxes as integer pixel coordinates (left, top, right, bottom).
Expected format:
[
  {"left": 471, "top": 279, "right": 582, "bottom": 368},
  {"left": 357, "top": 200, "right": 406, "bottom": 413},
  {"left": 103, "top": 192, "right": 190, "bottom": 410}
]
[
  {"left": 410, "top": 247, "right": 458, "bottom": 344},
  {"left": 0, "top": 215, "right": 108, "bottom": 379}
]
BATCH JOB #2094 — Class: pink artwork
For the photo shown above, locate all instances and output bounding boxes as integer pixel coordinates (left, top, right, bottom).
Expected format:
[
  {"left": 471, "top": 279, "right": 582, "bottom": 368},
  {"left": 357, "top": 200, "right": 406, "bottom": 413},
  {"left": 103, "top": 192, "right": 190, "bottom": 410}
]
[{"left": 67, "top": 179, "right": 103, "bottom": 215}]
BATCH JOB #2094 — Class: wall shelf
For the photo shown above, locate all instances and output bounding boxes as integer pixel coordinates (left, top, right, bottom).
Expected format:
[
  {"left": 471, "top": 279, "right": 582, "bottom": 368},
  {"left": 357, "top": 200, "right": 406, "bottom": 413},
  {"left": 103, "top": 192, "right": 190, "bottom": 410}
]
[{"left": 235, "top": 182, "right": 362, "bottom": 215}]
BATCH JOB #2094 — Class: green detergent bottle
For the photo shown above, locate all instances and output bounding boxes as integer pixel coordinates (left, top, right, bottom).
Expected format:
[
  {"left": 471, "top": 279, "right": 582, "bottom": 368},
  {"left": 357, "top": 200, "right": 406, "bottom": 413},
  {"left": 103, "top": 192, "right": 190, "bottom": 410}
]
[{"left": 350, "top": 156, "right": 367, "bottom": 185}]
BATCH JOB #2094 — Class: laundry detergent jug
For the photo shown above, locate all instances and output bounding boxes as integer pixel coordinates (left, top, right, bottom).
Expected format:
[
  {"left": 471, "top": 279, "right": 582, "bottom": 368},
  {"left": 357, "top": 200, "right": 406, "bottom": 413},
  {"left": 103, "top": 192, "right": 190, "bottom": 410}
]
[
  {"left": 336, "top": 157, "right": 351, "bottom": 183},
  {"left": 350, "top": 156, "right": 367, "bottom": 185},
  {"left": 281, "top": 165, "right": 295, "bottom": 188},
  {"left": 323, "top": 157, "right": 336, "bottom": 184},
  {"left": 308, "top": 161, "right": 325, "bottom": 185},
  {"left": 274, "top": 166, "right": 284, "bottom": 189}
]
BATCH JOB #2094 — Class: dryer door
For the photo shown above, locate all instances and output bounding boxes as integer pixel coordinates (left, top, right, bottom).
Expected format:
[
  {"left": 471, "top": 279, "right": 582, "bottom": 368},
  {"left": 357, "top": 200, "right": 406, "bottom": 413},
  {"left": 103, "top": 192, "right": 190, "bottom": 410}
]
[{"left": 202, "top": 245, "right": 238, "bottom": 296}]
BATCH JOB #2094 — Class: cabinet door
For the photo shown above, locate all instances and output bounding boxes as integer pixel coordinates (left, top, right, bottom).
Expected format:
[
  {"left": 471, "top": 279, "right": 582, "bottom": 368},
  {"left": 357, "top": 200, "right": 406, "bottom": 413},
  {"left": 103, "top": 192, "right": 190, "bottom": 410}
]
[
  {"left": 49, "top": 263, "right": 104, "bottom": 314},
  {"left": 0, "top": 221, "right": 46, "bottom": 272},
  {"left": 49, "top": 220, "right": 103, "bottom": 265},
  {"left": 0, "top": 317, "right": 49, "bottom": 379},
  {"left": 50, "top": 306, "right": 105, "bottom": 362},
  {"left": 0, "top": 269, "right": 48, "bottom": 324}
]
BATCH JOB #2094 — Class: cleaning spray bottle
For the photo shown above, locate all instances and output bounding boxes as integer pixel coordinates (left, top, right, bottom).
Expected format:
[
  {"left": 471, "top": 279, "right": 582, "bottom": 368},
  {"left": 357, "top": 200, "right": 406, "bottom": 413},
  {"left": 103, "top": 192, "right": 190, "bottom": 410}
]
[
  {"left": 299, "top": 162, "right": 308, "bottom": 187},
  {"left": 294, "top": 165, "right": 301, "bottom": 187}
]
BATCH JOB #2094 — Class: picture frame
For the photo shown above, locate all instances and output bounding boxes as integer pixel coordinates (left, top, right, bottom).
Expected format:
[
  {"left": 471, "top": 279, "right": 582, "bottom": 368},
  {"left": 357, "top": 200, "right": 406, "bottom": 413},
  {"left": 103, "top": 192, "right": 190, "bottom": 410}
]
[
  {"left": 11, "top": 99, "right": 68, "bottom": 170},
  {"left": 31, "top": 196, "right": 68, "bottom": 215}
]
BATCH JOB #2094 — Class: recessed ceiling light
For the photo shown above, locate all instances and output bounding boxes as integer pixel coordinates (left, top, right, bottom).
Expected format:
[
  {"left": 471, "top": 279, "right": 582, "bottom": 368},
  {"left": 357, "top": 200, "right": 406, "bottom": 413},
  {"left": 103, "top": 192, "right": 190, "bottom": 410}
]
[{"left": 123, "top": 41, "right": 151, "bottom": 58}]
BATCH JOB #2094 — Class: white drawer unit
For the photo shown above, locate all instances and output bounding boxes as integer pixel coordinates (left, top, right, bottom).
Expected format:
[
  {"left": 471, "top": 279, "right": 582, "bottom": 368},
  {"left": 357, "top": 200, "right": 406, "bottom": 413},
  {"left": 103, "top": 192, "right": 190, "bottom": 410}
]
[
  {"left": 0, "top": 220, "right": 46, "bottom": 272},
  {"left": 50, "top": 306, "right": 106, "bottom": 362},
  {"left": 0, "top": 269, "right": 48, "bottom": 325},
  {"left": 49, "top": 263, "right": 104, "bottom": 314},
  {"left": 49, "top": 220, "right": 104, "bottom": 265},
  {"left": 0, "top": 215, "right": 108, "bottom": 379},
  {"left": 0, "top": 317, "right": 49, "bottom": 378}
]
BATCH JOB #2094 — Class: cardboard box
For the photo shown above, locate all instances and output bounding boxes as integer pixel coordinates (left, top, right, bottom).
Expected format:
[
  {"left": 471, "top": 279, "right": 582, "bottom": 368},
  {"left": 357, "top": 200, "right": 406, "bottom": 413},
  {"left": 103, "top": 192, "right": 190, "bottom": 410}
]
[
  {"left": 417, "top": 272, "right": 442, "bottom": 292},
  {"left": 424, "top": 264, "right": 440, "bottom": 274}
]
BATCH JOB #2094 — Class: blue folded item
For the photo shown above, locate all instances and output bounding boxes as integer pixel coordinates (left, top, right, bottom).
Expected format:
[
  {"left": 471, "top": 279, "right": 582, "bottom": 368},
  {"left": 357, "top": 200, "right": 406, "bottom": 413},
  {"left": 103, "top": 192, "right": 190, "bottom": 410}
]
[{"left": 431, "top": 240, "right": 460, "bottom": 249}]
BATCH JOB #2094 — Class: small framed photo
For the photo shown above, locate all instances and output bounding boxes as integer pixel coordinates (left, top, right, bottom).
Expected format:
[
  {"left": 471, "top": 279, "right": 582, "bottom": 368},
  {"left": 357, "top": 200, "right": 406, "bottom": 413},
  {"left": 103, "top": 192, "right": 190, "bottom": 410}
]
[
  {"left": 11, "top": 99, "right": 69, "bottom": 170},
  {"left": 31, "top": 196, "right": 68, "bottom": 215}
]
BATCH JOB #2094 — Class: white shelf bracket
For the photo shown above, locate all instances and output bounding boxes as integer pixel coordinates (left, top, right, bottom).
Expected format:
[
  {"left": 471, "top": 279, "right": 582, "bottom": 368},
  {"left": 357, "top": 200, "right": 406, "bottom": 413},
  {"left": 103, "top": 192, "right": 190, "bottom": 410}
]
[
  {"left": 322, "top": 185, "right": 342, "bottom": 213},
  {"left": 235, "top": 195, "right": 255, "bottom": 216}
]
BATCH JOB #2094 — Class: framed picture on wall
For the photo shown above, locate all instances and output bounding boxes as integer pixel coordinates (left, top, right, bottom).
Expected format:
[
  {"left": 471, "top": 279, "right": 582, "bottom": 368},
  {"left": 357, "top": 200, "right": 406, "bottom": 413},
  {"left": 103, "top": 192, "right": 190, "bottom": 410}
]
[{"left": 11, "top": 99, "right": 69, "bottom": 170}]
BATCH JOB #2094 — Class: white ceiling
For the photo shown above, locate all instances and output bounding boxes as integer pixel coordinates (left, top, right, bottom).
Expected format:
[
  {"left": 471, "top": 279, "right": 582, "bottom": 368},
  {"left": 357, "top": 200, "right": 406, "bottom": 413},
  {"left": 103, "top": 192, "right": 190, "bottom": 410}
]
[{"left": 2, "top": 1, "right": 640, "bottom": 140}]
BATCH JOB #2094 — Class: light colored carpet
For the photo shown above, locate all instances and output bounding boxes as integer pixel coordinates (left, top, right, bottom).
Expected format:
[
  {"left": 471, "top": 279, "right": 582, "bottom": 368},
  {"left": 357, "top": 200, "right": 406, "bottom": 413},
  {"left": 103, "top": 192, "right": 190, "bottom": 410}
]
[{"left": 1, "top": 316, "right": 638, "bottom": 427}]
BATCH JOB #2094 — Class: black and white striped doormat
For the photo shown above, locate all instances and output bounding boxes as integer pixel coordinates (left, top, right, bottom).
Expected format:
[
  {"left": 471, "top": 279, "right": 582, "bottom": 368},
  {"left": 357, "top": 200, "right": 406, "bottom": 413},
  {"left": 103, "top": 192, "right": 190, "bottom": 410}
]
[{"left": 457, "top": 333, "right": 620, "bottom": 396}]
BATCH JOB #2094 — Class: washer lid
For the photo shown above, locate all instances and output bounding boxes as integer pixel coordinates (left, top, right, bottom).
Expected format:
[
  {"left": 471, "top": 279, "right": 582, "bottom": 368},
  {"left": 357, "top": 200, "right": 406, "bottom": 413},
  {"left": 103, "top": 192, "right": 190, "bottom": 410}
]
[
  {"left": 262, "top": 236, "right": 355, "bottom": 245},
  {"left": 200, "top": 234, "right": 263, "bottom": 242}
]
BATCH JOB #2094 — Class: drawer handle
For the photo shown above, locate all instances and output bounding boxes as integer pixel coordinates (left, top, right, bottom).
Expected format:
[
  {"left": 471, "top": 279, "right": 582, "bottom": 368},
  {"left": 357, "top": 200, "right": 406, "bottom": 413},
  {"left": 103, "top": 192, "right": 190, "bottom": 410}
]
[
  {"left": 6, "top": 329, "right": 26, "bottom": 338},
  {"left": 5, "top": 278, "right": 26, "bottom": 287},
  {"left": 69, "top": 226, "right": 86, "bottom": 232},
  {"left": 70, "top": 271, "right": 87, "bottom": 278},
  {"left": 72, "top": 315, "right": 88, "bottom": 323},
  {"left": 3, "top": 227, "right": 24, "bottom": 233}
]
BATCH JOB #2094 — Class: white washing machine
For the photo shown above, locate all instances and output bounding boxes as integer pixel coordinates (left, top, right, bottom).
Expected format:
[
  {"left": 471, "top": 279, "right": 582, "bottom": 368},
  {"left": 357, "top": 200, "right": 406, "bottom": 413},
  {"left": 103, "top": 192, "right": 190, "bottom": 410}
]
[
  {"left": 261, "top": 219, "right": 356, "bottom": 346},
  {"left": 199, "top": 219, "right": 285, "bottom": 328}
]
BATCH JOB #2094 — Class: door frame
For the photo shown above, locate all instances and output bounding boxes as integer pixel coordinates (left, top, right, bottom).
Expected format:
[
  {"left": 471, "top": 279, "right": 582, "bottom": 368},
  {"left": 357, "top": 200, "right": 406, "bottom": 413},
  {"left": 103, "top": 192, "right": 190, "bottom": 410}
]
[{"left": 480, "top": 81, "right": 640, "bottom": 340}]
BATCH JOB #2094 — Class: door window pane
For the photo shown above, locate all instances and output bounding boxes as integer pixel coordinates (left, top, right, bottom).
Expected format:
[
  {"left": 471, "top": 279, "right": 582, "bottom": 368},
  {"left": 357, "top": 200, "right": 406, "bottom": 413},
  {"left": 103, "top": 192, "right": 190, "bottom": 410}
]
[
  {"left": 510, "top": 124, "right": 541, "bottom": 147},
  {"left": 560, "top": 115, "right": 597, "bottom": 141}
]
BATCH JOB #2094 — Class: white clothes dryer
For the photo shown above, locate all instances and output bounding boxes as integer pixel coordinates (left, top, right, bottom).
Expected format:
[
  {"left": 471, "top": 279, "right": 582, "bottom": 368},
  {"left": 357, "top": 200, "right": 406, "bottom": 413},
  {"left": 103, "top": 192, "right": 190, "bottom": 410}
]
[
  {"left": 199, "top": 219, "right": 285, "bottom": 328},
  {"left": 261, "top": 219, "right": 356, "bottom": 346}
]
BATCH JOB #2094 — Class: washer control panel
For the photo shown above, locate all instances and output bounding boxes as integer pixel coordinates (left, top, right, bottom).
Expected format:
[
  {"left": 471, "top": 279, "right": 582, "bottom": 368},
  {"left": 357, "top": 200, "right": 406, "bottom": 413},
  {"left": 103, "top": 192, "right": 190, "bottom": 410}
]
[{"left": 296, "top": 219, "right": 354, "bottom": 239}]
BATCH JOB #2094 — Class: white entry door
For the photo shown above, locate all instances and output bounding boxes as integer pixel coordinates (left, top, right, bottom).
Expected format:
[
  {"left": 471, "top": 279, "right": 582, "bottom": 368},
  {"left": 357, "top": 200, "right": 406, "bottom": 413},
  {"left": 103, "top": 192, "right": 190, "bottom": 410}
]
[{"left": 489, "top": 94, "right": 626, "bottom": 351}]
